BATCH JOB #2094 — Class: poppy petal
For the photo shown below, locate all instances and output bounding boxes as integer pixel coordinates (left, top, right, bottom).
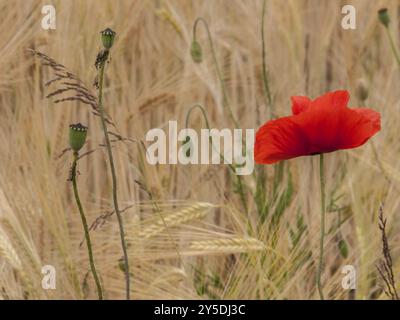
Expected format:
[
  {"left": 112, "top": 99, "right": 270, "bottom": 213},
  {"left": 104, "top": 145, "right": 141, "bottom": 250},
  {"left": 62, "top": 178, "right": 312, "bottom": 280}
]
[
  {"left": 354, "top": 108, "right": 381, "bottom": 131},
  {"left": 255, "top": 90, "right": 380, "bottom": 164},
  {"left": 336, "top": 108, "right": 381, "bottom": 150},
  {"left": 291, "top": 96, "right": 311, "bottom": 115},
  {"left": 310, "top": 90, "right": 350, "bottom": 111},
  {"left": 254, "top": 117, "right": 309, "bottom": 164},
  {"left": 290, "top": 98, "right": 348, "bottom": 153}
]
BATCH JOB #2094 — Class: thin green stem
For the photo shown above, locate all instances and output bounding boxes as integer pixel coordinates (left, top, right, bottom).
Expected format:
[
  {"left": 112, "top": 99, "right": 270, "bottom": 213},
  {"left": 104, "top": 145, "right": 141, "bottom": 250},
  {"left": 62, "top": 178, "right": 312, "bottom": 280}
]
[
  {"left": 317, "top": 153, "right": 326, "bottom": 300},
  {"left": 386, "top": 27, "right": 400, "bottom": 67},
  {"left": 185, "top": 104, "right": 211, "bottom": 130},
  {"left": 98, "top": 54, "right": 130, "bottom": 300},
  {"left": 185, "top": 104, "right": 248, "bottom": 212},
  {"left": 193, "top": 17, "right": 239, "bottom": 128},
  {"left": 185, "top": 104, "right": 234, "bottom": 172},
  {"left": 261, "top": 0, "right": 273, "bottom": 119},
  {"left": 190, "top": 21, "right": 250, "bottom": 210},
  {"left": 71, "top": 152, "right": 103, "bottom": 300}
]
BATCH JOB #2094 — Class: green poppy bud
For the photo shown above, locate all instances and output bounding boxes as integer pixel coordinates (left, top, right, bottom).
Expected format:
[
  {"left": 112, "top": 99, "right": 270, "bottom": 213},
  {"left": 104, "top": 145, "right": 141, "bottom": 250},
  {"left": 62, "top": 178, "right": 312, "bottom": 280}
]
[
  {"left": 101, "top": 28, "right": 116, "bottom": 49},
  {"left": 356, "top": 78, "right": 369, "bottom": 102},
  {"left": 69, "top": 123, "right": 88, "bottom": 152},
  {"left": 118, "top": 257, "right": 126, "bottom": 273},
  {"left": 190, "top": 40, "right": 203, "bottom": 63},
  {"left": 378, "top": 8, "right": 390, "bottom": 28},
  {"left": 338, "top": 239, "right": 349, "bottom": 259},
  {"left": 182, "top": 136, "right": 192, "bottom": 158}
]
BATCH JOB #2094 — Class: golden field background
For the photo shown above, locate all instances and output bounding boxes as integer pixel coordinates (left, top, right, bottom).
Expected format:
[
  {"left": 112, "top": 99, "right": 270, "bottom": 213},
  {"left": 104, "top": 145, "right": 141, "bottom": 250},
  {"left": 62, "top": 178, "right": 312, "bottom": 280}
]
[{"left": 0, "top": 0, "right": 399, "bottom": 299}]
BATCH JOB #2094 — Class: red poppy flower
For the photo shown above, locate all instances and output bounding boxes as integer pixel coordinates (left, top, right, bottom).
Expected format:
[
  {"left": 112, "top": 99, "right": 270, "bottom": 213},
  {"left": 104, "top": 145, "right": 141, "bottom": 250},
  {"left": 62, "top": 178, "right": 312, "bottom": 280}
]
[{"left": 254, "top": 90, "right": 381, "bottom": 164}]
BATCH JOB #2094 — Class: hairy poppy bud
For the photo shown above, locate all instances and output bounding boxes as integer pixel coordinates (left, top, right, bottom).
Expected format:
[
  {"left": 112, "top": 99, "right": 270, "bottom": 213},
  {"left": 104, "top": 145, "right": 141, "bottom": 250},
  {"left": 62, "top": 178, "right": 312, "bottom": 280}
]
[
  {"left": 118, "top": 257, "right": 126, "bottom": 273},
  {"left": 69, "top": 123, "right": 88, "bottom": 152},
  {"left": 356, "top": 78, "right": 369, "bottom": 102},
  {"left": 182, "top": 136, "right": 192, "bottom": 157},
  {"left": 378, "top": 8, "right": 390, "bottom": 28},
  {"left": 338, "top": 239, "right": 349, "bottom": 259},
  {"left": 190, "top": 40, "right": 202, "bottom": 63},
  {"left": 101, "top": 28, "right": 116, "bottom": 49}
]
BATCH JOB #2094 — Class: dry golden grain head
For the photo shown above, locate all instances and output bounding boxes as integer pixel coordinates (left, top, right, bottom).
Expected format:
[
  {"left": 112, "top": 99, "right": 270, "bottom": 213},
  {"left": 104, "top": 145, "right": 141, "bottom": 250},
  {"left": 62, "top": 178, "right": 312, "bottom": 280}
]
[
  {"left": 188, "top": 237, "right": 265, "bottom": 254},
  {"left": 0, "top": 231, "right": 22, "bottom": 271},
  {"left": 139, "top": 202, "right": 214, "bottom": 239}
]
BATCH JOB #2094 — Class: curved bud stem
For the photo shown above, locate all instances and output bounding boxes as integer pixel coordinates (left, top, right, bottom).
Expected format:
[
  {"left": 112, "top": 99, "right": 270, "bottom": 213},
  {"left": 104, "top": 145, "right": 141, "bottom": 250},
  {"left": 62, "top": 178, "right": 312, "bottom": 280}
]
[
  {"left": 185, "top": 104, "right": 211, "bottom": 130},
  {"left": 184, "top": 104, "right": 247, "bottom": 212},
  {"left": 385, "top": 28, "right": 400, "bottom": 68},
  {"left": 192, "top": 17, "right": 239, "bottom": 128}
]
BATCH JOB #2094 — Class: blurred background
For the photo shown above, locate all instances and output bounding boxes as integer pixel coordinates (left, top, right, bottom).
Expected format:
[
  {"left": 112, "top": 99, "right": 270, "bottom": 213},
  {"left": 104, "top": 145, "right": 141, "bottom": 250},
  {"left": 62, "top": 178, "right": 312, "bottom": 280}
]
[{"left": 0, "top": 0, "right": 399, "bottom": 299}]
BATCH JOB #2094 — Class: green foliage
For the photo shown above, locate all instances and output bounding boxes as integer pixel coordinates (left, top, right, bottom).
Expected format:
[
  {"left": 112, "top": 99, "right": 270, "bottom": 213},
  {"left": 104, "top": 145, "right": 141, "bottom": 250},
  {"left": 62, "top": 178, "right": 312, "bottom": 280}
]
[
  {"left": 192, "top": 266, "right": 223, "bottom": 299},
  {"left": 289, "top": 213, "right": 307, "bottom": 248}
]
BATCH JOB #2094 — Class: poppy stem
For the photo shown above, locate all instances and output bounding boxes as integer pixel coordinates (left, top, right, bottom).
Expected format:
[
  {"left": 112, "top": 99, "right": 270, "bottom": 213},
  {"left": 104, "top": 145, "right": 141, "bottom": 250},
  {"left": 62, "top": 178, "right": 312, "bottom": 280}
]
[
  {"left": 184, "top": 104, "right": 248, "bottom": 212},
  {"left": 97, "top": 54, "right": 131, "bottom": 300},
  {"left": 71, "top": 152, "right": 103, "bottom": 300},
  {"left": 193, "top": 17, "right": 239, "bottom": 128},
  {"left": 261, "top": 0, "right": 274, "bottom": 119},
  {"left": 385, "top": 28, "right": 400, "bottom": 68},
  {"left": 317, "top": 153, "right": 326, "bottom": 300}
]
